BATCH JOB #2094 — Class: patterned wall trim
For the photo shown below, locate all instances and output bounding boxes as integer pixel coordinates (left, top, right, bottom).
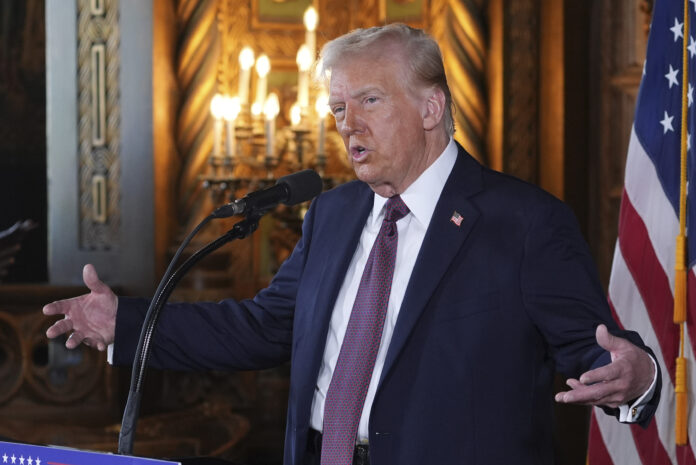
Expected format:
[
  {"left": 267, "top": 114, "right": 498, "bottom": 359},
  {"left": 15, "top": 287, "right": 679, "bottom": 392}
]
[
  {"left": 175, "top": 0, "right": 220, "bottom": 227},
  {"left": 77, "top": 0, "right": 121, "bottom": 249},
  {"left": 442, "top": 0, "right": 487, "bottom": 164},
  {"left": 502, "top": 0, "right": 539, "bottom": 183}
]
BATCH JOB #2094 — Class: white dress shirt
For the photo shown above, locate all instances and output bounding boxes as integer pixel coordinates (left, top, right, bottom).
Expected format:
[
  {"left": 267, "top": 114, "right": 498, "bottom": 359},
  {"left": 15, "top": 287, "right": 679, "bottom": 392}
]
[{"left": 309, "top": 138, "right": 459, "bottom": 441}]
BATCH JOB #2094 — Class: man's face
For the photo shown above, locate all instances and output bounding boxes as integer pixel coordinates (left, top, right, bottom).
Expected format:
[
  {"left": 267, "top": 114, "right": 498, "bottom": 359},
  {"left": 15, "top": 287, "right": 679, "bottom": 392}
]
[{"left": 328, "top": 49, "right": 433, "bottom": 197}]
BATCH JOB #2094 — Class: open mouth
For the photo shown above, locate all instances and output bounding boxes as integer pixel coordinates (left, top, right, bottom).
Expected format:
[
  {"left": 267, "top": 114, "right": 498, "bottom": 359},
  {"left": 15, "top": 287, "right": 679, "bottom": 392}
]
[{"left": 350, "top": 145, "right": 368, "bottom": 160}]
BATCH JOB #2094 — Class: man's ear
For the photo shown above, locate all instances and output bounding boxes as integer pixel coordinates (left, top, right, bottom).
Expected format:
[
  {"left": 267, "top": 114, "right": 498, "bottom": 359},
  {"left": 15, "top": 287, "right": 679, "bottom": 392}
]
[{"left": 422, "top": 87, "right": 446, "bottom": 131}]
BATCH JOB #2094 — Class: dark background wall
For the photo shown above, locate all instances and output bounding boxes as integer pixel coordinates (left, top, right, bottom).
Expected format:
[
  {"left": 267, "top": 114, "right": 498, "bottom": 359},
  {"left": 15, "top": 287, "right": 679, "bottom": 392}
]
[{"left": 0, "top": 0, "right": 47, "bottom": 283}]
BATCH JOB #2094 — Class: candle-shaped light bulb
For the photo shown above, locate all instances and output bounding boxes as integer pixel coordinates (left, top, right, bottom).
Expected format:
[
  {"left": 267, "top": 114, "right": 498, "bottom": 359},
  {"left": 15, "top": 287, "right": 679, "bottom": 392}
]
[
  {"left": 297, "top": 45, "right": 312, "bottom": 110},
  {"left": 223, "top": 96, "right": 242, "bottom": 122},
  {"left": 304, "top": 6, "right": 318, "bottom": 31},
  {"left": 315, "top": 92, "right": 329, "bottom": 156},
  {"left": 263, "top": 92, "right": 280, "bottom": 121},
  {"left": 297, "top": 44, "right": 313, "bottom": 72},
  {"left": 238, "top": 47, "right": 255, "bottom": 106},
  {"left": 210, "top": 93, "right": 225, "bottom": 158},
  {"left": 264, "top": 93, "right": 280, "bottom": 159},
  {"left": 303, "top": 6, "right": 318, "bottom": 60},
  {"left": 254, "top": 54, "right": 271, "bottom": 109},
  {"left": 222, "top": 96, "right": 241, "bottom": 158},
  {"left": 290, "top": 102, "right": 302, "bottom": 127},
  {"left": 256, "top": 54, "right": 270, "bottom": 77},
  {"left": 210, "top": 93, "right": 225, "bottom": 119},
  {"left": 251, "top": 101, "right": 263, "bottom": 118},
  {"left": 315, "top": 92, "right": 329, "bottom": 119}
]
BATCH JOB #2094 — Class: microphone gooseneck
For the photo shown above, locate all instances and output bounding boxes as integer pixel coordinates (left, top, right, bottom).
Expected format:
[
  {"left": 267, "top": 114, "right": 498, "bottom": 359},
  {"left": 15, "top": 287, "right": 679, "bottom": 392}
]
[{"left": 118, "top": 170, "right": 322, "bottom": 455}]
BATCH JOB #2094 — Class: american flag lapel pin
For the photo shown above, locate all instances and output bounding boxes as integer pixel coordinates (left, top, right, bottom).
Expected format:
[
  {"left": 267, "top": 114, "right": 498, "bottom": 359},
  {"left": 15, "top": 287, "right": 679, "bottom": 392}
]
[{"left": 450, "top": 211, "right": 463, "bottom": 227}]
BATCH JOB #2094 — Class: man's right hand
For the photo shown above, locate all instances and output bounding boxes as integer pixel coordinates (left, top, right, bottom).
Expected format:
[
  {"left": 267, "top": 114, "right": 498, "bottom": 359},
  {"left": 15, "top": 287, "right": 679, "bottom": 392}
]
[{"left": 43, "top": 264, "right": 117, "bottom": 351}]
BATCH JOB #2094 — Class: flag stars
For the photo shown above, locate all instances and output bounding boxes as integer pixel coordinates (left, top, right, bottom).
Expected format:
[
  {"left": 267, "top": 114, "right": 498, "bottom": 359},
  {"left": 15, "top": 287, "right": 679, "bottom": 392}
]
[
  {"left": 660, "top": 111, "right": 675, "bottom": 134},
  {"left": 690, "top": 83, "right": 694, "bottom": 107},
  {"left": 688, "top": 132, "right": 692, "bottom": 151},
  {"left": 10, "top": 455, "right": 15, "bottom": 464},
  {"left": 666, "top": 64, "right": 680, "bottom": 88},
  {"left": 1, "top": 454, "right": 6, "bottom": 463},
  {"left": 33, "top": 460, "right": 39, "bottom": 465},
  {"left": 691, "top": 0, "right": 696, "bottom": 12},
  {"left": 18, "top": 456, "right": 23, "bottom": 465},
  {"left": 671, "top": 17, "right": 684, "bottom": 41},
  {"left": 27, "top": 457, "right": 32, "bottom": 465},
  {"left": 689, "top": 36, "right": 696, "bottom": 58}
]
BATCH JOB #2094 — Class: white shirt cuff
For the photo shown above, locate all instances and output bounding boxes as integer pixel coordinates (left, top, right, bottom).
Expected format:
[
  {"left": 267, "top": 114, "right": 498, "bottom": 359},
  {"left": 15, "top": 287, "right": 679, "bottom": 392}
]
[
  {"left": 107, "top": 343, "right": 114, "bottom": 365},
  {"left": 618, "top": 355, "right": 658, "bottom": 423}
]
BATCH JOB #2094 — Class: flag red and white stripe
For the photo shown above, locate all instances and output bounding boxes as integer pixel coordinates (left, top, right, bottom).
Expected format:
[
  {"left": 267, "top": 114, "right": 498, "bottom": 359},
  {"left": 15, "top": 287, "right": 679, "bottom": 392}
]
[{"left": 587, "top": 0, "right": 696, "bottom": 463}]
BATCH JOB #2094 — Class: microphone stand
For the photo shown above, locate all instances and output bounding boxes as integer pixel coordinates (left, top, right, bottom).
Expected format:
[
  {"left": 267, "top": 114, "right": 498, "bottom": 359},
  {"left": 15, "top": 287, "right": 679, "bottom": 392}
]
[{"left": 118, "top": 212, "right": 264, "bottom": 455}]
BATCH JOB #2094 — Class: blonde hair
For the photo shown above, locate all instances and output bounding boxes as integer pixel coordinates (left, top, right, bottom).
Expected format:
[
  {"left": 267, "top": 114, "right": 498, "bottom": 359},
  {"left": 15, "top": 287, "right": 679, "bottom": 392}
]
[{"left": 318, "top": 23, "right": 454, "bottom": 135}]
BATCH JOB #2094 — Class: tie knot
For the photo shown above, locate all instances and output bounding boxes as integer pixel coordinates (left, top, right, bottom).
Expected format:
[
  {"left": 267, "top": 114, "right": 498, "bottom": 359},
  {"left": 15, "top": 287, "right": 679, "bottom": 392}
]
[{"left": 384, "top": 195, "right": 410, "bottom": 223}]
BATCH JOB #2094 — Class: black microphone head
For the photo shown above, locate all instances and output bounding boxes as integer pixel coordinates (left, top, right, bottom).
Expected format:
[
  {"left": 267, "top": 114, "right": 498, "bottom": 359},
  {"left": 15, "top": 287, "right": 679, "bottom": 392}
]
[{"left": 276, "top": 170, "right": 323, "bottom": 205}]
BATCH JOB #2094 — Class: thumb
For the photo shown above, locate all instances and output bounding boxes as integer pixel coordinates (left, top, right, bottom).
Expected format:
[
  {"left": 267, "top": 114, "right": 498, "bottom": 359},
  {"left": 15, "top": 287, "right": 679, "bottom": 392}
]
[
  {"left": 82, "top": 264, "right": 109, "bottom": 294},
  {"left": 595, "top": 324, "right": 623, "bottom": 354}
]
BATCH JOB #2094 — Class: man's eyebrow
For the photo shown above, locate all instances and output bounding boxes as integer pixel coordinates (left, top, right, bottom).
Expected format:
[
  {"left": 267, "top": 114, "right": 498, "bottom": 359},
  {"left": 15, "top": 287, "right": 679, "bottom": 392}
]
[{"left": 350, "top": 86, "right": 384, "bottom": 99}]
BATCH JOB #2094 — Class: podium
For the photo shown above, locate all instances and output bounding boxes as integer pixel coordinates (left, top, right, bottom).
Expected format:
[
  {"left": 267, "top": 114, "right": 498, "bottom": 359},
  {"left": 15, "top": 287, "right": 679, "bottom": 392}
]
[{"left": 0, "top": 441, "right": 179, "bottom": 465}]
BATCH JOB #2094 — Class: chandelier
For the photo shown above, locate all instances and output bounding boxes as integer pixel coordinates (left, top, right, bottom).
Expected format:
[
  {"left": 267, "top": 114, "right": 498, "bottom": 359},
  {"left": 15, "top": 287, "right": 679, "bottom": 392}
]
[{"left": 201, "top": 6, "right": 350, "bottom": 203}]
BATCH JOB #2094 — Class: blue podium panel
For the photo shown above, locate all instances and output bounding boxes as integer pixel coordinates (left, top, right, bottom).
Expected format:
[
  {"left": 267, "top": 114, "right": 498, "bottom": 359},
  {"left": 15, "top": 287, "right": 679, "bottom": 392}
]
[{"left": 0, "top": 441, "right": 180, "bottom": 465}]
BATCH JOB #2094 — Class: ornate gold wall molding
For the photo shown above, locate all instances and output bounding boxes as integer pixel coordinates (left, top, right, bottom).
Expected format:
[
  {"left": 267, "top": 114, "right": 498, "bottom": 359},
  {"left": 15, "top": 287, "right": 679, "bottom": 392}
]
[
  {"left": 77, "top": 0, "right": 121, "bottom": 250},
  {"left": 176, "top": 0, "right": 220, "bottom": 227},
  {"left": 434, "top": 0, "right": 487, "bottom": 164}
]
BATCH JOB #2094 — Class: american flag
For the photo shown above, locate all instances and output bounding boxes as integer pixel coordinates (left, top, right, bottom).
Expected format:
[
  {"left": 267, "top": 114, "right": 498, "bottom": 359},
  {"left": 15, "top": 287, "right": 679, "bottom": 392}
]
[{"left": 587, "top": 0, "right": 696, "bottom": 463}]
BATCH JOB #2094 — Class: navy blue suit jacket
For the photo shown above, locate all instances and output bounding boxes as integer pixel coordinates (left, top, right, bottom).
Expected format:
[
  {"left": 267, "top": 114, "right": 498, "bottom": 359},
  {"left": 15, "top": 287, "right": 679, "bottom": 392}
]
[{"left": 114, "top": 144, "right": 659, "bottom": 465}]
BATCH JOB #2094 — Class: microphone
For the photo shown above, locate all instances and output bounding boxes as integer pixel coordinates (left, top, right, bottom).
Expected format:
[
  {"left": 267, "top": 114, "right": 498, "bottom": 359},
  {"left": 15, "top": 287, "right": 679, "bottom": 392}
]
[{"left": 213, "top": 169, "right": 323, "bottom": 218}]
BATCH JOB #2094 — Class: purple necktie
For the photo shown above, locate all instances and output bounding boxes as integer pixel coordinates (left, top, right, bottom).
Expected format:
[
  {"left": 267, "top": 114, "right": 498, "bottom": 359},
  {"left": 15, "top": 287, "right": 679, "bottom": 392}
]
[{"left": 321, "top": 195, "right": 410, "bottom": 465}]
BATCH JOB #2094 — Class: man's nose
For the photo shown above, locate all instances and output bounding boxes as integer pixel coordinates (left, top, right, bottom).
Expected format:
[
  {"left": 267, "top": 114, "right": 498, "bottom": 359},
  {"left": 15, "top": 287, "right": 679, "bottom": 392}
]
[{"left": 340, "top": 106, "right": 364, "bottom": 136}]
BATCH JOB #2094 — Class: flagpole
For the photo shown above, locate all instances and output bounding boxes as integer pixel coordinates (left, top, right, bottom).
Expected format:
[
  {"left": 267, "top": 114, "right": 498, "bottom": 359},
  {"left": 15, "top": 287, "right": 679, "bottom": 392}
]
[{"left": 675, "top": 0, "right": 690, "bottom": 447}]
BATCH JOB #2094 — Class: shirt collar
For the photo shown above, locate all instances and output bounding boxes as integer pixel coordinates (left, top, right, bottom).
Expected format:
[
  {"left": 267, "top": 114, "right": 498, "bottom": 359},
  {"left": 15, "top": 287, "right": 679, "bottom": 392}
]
[{"left": 371, "top": 138, "right": 458, "bottom": 228}]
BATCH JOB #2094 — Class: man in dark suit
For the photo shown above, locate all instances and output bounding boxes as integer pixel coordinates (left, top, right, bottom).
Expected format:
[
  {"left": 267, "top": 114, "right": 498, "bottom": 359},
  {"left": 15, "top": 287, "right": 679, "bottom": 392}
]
[{"left": 44, "top": 24, "right": 658, "bottom": 465}]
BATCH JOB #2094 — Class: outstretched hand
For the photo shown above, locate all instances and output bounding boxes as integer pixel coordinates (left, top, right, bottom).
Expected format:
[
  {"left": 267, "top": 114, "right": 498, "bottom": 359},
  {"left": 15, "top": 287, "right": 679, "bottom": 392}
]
[
  {"left": 555, "top": 324, "right": 655, "bottom": 408},
  {"left": 43, "top": 264, "right": 118, "bottom": 351}
]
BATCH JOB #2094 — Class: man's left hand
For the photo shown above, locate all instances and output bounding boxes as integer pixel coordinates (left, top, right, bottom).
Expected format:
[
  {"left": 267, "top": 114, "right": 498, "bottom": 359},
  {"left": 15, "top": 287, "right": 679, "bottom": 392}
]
[{"left": 554, "top": 324, "right": 655, "bottom": 408}]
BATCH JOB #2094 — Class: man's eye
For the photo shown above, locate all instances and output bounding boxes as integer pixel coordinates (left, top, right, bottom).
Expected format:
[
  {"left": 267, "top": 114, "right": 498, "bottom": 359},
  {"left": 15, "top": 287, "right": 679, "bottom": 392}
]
[
  {"left": 331, "top": 106, "right": 344, "bottom": 115},
  {"left": 365, "top": 97, "right": 378, "bottom": 104}
]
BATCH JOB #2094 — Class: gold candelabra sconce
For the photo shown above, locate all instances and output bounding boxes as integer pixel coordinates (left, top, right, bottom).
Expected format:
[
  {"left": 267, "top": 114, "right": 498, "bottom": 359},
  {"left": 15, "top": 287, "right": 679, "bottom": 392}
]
[{"left": 201, "top": 6, "right": 350, "bottom": 203}]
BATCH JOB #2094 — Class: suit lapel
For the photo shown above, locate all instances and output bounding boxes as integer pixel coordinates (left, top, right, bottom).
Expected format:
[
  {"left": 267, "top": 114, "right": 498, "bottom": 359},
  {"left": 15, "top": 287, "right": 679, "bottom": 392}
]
[
  {"left": 379, "top": 146, "right": 484, "bottom": 386},
  {"left": 302, "top": 182, "right": 374, "bottom": 371}
]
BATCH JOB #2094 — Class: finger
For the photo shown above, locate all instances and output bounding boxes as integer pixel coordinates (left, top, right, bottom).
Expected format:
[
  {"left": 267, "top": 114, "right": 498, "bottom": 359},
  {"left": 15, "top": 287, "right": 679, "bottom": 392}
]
[
  {"left": 595, "top": 324, "right": 627, "bottom": 353},
  {"left": 578, "top": 362, "right": 621, "bottom": 385},
  {"left": 566, "top": 378, "right": 584, "bottom": 390},
  {"left": 43, "top": 298, "right": 74, "bottom": 316},
  {"left": 555, "top": 379, "right": 582, "bottom": 402},
  {"left": 83, "top": 264, "right": 109, "bottom": 294},
  {"left": 84, "top": 338, "right": 107, "bottom": 352},
  {"left": 46, "top": 318, "right": 74, "bottom": 338},
  {"left": 557, "top": 380, "right": 620, "bottom": 405},
  {"left": 66, "top": 332, "right": 85, "bottom": 349}
]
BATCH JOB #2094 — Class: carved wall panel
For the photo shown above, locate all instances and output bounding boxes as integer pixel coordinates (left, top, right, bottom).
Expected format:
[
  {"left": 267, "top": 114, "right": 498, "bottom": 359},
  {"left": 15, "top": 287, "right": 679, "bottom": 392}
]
[
  {"left": 0, "top": 286, "right": 116, "bottom": 445},
  {"left": 438, "top": 0, "right": 488, "bottom": 163},
  {"left": 502, "top": 0, "right": 539, "bottom": 183},
  {"left": 77, "top": 0, "right": 121, "bottom": 250},
  {"left": 590, "top": 0, "right": 648, "bottom": 284}
]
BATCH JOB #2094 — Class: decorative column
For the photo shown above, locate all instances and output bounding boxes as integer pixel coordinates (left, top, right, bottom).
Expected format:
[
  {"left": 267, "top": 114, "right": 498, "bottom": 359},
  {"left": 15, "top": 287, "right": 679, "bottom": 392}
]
[
  {"left": 175, "top": 0, "right": 221, "bottom": 227},
  {"left": 431, "top": 0, "right": 488, "bottom": 165}
]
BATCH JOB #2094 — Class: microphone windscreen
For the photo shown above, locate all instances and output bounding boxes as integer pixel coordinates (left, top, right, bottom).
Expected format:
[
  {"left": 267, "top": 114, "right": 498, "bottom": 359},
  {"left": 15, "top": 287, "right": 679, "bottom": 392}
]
[{"left": 277, "top": 170, "right": 323, "bottom": 205}]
